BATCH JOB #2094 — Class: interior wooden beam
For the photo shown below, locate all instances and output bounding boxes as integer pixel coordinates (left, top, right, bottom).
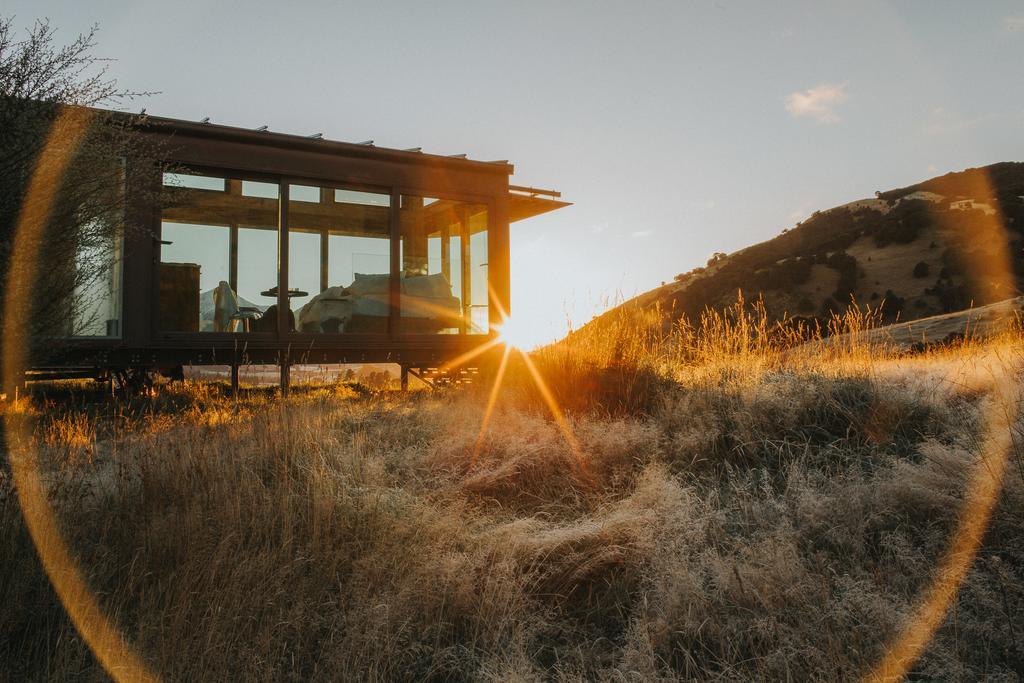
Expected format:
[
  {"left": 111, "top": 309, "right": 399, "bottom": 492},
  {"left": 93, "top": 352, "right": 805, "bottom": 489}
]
[
  {"left": 161, "top": 187, "right": 492, "bottom": 234},
  {"left": 441, "top": 229, "right": 451, "bottom": 283}
]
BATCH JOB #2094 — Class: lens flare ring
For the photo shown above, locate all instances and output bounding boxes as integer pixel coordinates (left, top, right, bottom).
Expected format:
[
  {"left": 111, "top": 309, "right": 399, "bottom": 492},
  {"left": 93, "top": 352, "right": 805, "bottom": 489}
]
[
  {"left": 3, "top": 106, "right": 158, "bottom": 683},
  {"left": 3, "top": 107, "right": 1020, "bottom": 683},
  {"left": 862, "top": 169, "right": 1022, "bottom": 683}
]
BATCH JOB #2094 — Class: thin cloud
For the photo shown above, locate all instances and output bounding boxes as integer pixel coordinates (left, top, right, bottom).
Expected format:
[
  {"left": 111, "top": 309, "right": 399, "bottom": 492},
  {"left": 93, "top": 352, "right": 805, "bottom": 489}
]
[
  {"left": 1004, "top": 16, "right": 1024, "bottom": 32},
  {"left": 785, "top": 83, "right": 849, "bottom": 123},
  {"left": 923, "top": 107, "right": 998, "bottom": 136},
  {"left": 631, "top": 230, "right": 653, "bottom": 238}
]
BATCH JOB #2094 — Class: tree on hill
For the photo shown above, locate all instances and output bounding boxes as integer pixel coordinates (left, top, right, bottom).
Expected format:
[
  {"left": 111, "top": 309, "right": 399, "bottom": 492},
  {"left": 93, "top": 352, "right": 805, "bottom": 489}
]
[{"left": 706, "top": 252, "right": 727, "bottom": 267}]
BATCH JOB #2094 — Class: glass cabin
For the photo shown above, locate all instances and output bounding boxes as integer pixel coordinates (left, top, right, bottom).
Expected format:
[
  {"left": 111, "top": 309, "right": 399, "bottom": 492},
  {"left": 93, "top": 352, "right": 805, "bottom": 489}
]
[{"left": 49, "top": 112, "right": 568, "bottom": 381}]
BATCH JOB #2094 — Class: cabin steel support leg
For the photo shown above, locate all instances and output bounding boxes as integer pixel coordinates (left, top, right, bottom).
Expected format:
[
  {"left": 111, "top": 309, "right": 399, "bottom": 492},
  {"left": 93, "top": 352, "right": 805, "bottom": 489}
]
[
  {"left": 280, "top": 362, "right": 290, "bottom": 397},
  {"left": 400, "top": 365, "right": 409, "bottom": 391},
  {"left": 230, "top": 364, "right": 240, "bottom": 395}
]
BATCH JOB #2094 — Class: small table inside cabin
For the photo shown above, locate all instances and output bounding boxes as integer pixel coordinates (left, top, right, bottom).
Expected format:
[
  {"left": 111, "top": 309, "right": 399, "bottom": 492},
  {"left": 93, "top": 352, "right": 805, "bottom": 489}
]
[{"left": 260, "top": 287, "right": 309, "bottom": 299}]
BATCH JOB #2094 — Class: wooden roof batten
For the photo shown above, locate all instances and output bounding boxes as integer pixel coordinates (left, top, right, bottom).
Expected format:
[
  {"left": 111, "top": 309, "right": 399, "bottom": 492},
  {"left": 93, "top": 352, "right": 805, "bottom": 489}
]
[{"left": 509, "top": 184, "right": 562, "bottom": 199}]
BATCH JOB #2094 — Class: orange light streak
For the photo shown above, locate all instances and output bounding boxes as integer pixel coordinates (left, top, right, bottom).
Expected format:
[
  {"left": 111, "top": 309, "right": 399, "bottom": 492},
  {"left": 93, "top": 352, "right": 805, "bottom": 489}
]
[
  {"left": 436, "top": 336, "right": 503, "bottom": 374},
  {"left": 3, "top": 106, "right": 158, "bottom": 682},
  {"left": 469, "top": 344, "right": 512, "bottom": 466},
  {"left": 486, "top": 284, "right": 592, "bottom": 483},
  {"left": 865, "top": 167, "right": 1019, "bottom": 682},
  {"left": 866, "top": 369, "right": 1019, "bottom": 682},
  {"left": 517, "top": 347, "right": 594, "bottom": 486}
]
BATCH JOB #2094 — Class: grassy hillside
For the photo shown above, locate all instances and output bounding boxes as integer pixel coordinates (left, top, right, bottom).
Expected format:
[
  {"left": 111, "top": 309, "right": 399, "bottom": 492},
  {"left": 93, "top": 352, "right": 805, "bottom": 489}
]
[
  {"left": 589, "top": 162, "right": 1024, "bottom": 334},
  {"left": 828, "top": 295, "right": 1024, "bottom": 352},
  {"left": 2, "top": 307, "right": 1023, "bottom": 680}
]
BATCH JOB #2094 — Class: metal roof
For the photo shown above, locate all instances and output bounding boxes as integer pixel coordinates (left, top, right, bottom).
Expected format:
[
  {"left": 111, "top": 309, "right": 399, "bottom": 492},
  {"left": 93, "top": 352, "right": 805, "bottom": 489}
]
[{"left": 134, "top": 112, "right": 516, "bottom": 175}]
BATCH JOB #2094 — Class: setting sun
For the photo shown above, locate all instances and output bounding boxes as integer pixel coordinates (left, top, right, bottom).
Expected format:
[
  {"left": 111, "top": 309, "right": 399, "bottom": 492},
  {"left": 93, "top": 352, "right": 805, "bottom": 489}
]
[{"left": 495, "top": 316, "right": 544, "bottom": 351}]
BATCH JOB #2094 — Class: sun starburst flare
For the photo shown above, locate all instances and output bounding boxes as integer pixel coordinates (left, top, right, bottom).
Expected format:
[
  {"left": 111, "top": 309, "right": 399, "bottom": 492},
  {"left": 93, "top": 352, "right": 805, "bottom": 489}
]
[
  {"left": 456, "top": 289, "right": 594, "bottom": 486},
  {"left": 494, "top": 315, "right": 544, "bottom": 351}
]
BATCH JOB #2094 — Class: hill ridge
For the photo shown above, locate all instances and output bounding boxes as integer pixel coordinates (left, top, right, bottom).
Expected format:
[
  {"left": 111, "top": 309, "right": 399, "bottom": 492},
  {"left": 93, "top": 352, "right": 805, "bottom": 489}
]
[{"left": 580, "top": 162, "right": 1024, "bottom": 337}]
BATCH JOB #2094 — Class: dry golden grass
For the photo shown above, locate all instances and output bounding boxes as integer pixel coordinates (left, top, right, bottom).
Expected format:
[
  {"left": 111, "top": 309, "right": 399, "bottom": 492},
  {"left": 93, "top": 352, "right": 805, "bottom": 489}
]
[{"left": 2, "top": 300, "right": 1023, "bottom": 680}]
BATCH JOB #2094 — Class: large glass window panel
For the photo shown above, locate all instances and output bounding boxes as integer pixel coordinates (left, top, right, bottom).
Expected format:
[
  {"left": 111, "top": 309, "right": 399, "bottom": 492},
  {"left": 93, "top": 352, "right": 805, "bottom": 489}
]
[
  {"left": 290, "top": 184, "right": 321, "bottom": 203},
  {"left": 399, "top": 195, "right": 487, "bottom": 334},
  {"left": 242, "top": 180, "right": 279, "bottom": 199},
  {"left": 163, "top": 172, "right": 225, "bottom": 192},
  {"left": 288, "top": 231, "right": 320, "bottom": 314},
  {"left": 63, "top": 162, "right": 126, "bottom": 337},
  {"left": 159, "top": 172, "right": 279, "bottom": 332},
  {"left": 335, "top": 189, "right": 390, "bottom": 206},
  {"left": 69, "top": 220, "right": 124, "bottom": 337},
  {"left": 287, "top": 183, "right": 391, "bottom": 334},
  {"left": 236, "top": 227, "right": 278, "bottom": 312},
  {"left": 328, "top": 235, "right": 390, "bottom": 291},
  {"left": 469, "top": 213, "right": 489, "bottom": 334}
]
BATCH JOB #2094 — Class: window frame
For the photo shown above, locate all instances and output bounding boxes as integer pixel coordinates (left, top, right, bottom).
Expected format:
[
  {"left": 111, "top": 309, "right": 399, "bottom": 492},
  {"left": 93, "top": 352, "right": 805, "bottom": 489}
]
[
  {"left": 155, "top": 166, "right": 282, "bottom": 340},
  {"left": 154, "top": 164, "right": 500, "bottom": 344},
  {"left": 281, "top": 176, "right": 393, "bottom": 338},
  {"left": 394, "top": 190, "right": 494, "bottom": 338}
]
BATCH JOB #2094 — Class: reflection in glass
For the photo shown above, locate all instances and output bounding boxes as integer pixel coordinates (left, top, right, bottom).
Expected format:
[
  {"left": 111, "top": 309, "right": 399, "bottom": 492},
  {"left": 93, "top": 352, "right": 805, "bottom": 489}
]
[
  {"left": 162, "top": 172, "right": 225, "bottom": 192},
  {"left": 469, "top": 213, "right": 489, "bottom": 334},
  {"left": 287, "top": 184, "right": 392, "bottom": 333},
  {"left": 69, "top": 220, "right": 124, "bottom": 337},
  {"left": 158, "top": 175, "right": 492, "bottom": 336},
  {"left": 159, "top": 173, "right": 279, "bottom": 332},
  {"left": 236, "top": 227, "right": 278, "bottom": 318},
  {"left": 288, "top": 231, "right": 320, "bottom": 314},
  {"left": 400, "top": 195, "right": 488, "bottom": 334}
]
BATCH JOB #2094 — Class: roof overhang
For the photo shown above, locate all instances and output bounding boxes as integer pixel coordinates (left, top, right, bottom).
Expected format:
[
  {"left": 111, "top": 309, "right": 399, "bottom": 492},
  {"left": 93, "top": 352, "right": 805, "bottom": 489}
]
[{"left": 508, "top": 186, "right": 572, "bottom": 222}]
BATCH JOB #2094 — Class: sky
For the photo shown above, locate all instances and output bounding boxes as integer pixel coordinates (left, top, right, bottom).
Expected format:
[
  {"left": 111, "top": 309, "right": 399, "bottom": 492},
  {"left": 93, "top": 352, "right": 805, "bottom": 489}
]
[{"left": 9, "top": 1, "right": 1024, "bottom": 344}]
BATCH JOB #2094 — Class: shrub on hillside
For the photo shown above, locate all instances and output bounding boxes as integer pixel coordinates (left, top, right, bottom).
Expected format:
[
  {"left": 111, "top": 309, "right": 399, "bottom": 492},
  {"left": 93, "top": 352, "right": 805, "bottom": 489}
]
[
  {"left": 925, "top": 279, "right": 969, "bottom": 313},
  {"left": 880, "top": 289, "right": 905, "bottom": 320},
  {"left": 752, "top": 256, "right": 813, "bottom": 291},
  {"left": 873, "top": 200, "right": 930, "bottom": 247},
  {"left": 827, "top": 251, "right": 859, "bottom": 301}
]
